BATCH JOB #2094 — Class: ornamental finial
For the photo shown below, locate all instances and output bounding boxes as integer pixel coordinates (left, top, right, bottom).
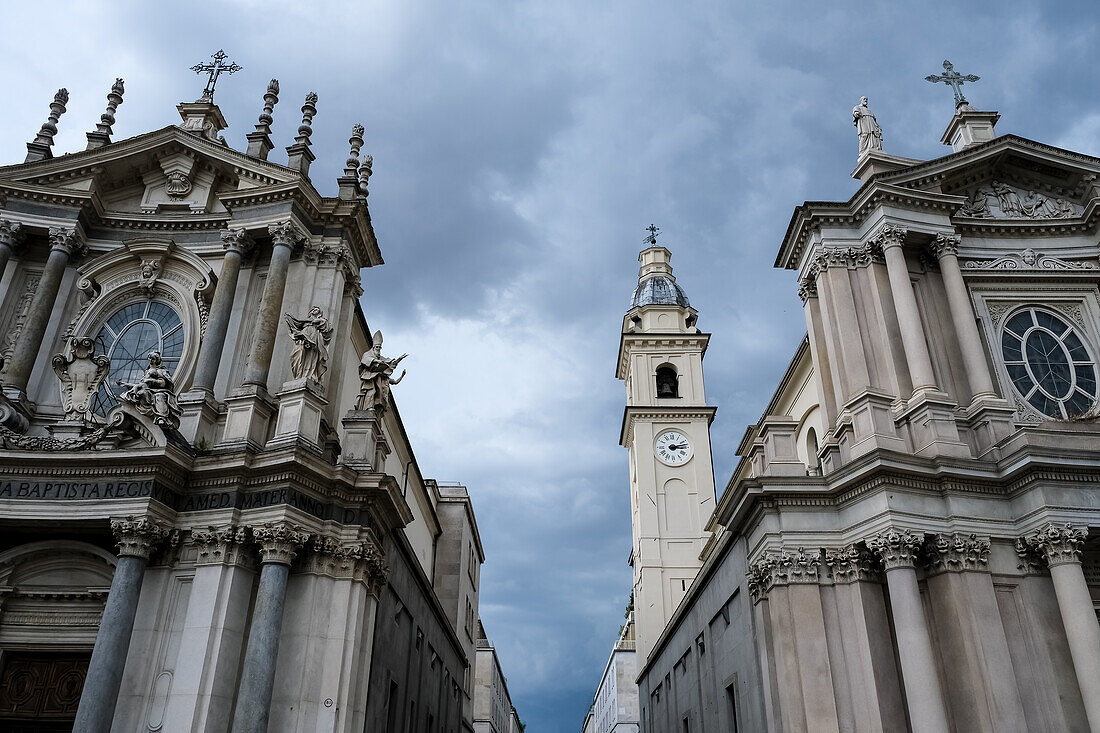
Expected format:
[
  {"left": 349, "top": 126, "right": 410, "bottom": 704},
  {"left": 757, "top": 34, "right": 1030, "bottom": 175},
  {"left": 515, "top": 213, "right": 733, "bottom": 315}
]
[
  {"left": 286, "top": 92, "right": 319, "bottom": 175},
  {"left": 87, "top": 78, "right": 125, "bottom": 150},
  {"left": 345, "top": 123, "right": 365, "bottom": 178},
  {"left": 925, "top": 59, "right": 980, "bottom": 109},
  {"left": 644, "top": 224, "right": 660, "bottom": 246},
  {"left": 25, "top": 88, "right": 69, "bottom": 162},
  {"left": 190, "top": 49, "right": 241, "bottom": 103},
  {"left": 258, "top": 79, "right": 280, "bottom": 128},
  {"left": 245, "top": 80, "right": 281, "bottom": 160},
  {"left": 358, "top": 154, "right": 373, "bottom": 196}
]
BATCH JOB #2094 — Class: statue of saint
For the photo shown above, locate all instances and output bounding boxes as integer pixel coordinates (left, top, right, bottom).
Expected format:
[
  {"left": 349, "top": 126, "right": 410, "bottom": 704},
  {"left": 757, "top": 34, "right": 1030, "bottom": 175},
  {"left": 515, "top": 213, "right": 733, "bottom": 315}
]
[
  {"left": 117, "top": 351, "right": 181, "bottom": 429},
  {"left": 853, "top": 96, "right": 883, "bottom": 155},
  {"left": 355, "top": 331, "right": 407, "bottom": 413},
  {"left": 285, "top": 306, "right": 334, "bottom": 381}
]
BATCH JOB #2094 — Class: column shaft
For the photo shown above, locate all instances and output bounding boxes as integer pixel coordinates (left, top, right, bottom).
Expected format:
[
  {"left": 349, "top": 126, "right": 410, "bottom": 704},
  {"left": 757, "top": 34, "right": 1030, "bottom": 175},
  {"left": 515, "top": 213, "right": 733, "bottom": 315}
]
[
  {"left": 231, "top": 561, "right": 291, "bottom": 733},
  {"left": 72, "top": 555, "right": 148, "bottom": 733},
  {"left": 193, "top": 247, "right": 245, "bottom": 392},
  {"left": 0, "top": 241, "right": 12, "bottom": 284},
  {"left": 881, "top": 241, "right": 937, "bottom": 393},
  {"left": 242, "top": 241, "right": 293, "bottom": 387},
  {"left": 6, "top": 245, "right": 71, "bottom": 391},
  {"left": 937, "top": 249, "right": 996, "bottom": 398},
  {"left": 883, "top": 567, "right": 950, "bottom": 733},
  {"left": 1048, "top": 561, "right": 1100, "bottom": 730}
]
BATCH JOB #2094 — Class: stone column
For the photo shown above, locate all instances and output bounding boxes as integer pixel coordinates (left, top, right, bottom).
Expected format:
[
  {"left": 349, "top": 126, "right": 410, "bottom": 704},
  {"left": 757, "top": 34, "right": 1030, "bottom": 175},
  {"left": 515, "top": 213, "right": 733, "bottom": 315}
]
[
  {"left": 1023, "top": 523, "right": 1100, "bottom": 730},
  {"left": 875, "top": 225, "right": 937, "bottom": 393},
  {"left": 931, "top": 233, "right": 997, "bottom": 399},
  {"left": 192, "top": 229, "right": 254, "bottom": 393},
  {"left": 231, "top": 522, "right": 309, "bottom": 733},
  {"left": 865, "top": 528, "right": 950, "bottom": 733},
  {"left": 74, "top": 517, "right": 168, "bottom": 733},
  {"left": 241, "top": 221, "right": 304, "bottom": 389},
  {"left": 6, "top": 226, "right": 85, "bottom": 392},
  {"left": 0, "top": 220, "right": 23, "bottom": 284}
]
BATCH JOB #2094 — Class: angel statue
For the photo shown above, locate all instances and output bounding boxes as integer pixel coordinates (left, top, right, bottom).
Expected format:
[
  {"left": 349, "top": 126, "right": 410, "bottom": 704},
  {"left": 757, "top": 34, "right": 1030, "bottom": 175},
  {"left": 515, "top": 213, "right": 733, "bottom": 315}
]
[
  {"left": 117, "top": 351, "right": 181, "bottom": 429},
  {"left": 355, "top": 330, "right": 407, "bottom": 413},
  {"left": 285, "top": 306, "right": 334, "bottom": 381}
]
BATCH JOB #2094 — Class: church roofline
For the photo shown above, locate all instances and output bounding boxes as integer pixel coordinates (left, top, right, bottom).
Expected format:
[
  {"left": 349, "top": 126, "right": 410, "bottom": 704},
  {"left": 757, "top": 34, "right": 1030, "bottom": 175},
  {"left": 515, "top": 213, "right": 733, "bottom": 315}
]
[
  {"left": 0, "top": 124, "right": 383, "bottom": 268},
  {"left": 0, "top": 125, "right": 299, "bottom": 184},
  {"left": 775, "top": 133, "right": 1100, "bottom": 271}
]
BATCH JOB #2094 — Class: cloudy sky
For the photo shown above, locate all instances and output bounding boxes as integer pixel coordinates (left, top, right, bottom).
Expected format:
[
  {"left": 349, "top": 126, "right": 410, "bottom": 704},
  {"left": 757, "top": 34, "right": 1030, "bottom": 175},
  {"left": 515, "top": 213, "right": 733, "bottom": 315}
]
[{"left": 3, "top": 1, "right": 1099, "bottom": 729}]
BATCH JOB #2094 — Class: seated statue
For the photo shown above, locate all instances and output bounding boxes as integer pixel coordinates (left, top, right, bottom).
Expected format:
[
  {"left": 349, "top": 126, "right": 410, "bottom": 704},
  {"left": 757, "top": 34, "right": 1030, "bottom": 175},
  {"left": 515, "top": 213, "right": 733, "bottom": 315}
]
[{"left": 117, "top": 351, "right": 181, "bottom": 430}]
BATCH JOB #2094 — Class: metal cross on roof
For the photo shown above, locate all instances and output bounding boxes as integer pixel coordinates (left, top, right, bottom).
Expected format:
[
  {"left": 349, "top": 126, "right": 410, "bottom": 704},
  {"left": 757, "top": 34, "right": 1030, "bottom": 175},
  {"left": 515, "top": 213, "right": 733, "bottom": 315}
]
[
  {"left": 925, "top": 59, "right": 980, "bottom": 109},
  {"left": 191, "top": 50, "right": 242, "bottom": 103},
  {"left": 644, "top": 224, "right": 661, "bottom": 245}
]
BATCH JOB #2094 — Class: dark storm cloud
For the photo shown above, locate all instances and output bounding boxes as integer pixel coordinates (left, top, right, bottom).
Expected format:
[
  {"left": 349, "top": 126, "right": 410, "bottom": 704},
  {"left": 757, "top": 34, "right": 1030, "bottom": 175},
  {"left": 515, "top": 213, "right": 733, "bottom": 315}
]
[{"left": 4, "top": 2, "right": 1099, "bottom": 731}]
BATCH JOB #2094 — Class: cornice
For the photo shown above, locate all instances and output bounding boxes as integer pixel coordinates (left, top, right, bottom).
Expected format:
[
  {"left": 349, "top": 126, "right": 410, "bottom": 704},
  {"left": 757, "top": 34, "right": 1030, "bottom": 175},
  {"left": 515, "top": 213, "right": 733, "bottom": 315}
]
[
  {"left": 615, "top": 330, "right": 712, "bottom": 379},
  {"left": 619, "top": 405, "right": 717, "bottom": 446},
  {"left": 0, "top": 126, "right": 299, "bottom": 187},
  {"left": 718, "top": 445, "right": 1100, "bottom": 539}
]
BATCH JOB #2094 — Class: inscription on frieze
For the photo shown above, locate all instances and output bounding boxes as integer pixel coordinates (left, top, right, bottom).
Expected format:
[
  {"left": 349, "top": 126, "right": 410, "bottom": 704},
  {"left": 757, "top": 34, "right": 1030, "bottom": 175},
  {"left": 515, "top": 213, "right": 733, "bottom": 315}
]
[
  {"left": 0, "top": 478, "right": 160, "bottom": 501},
  {"left": 0, "top": 477, "right": 360, "bottom": 523}
]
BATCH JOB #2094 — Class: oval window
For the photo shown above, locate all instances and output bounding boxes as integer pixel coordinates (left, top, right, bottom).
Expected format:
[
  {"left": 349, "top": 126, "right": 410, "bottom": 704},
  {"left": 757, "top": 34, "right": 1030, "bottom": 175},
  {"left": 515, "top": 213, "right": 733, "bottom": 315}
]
[{"left": 1001, "top": 307, "right": 1097, "bottom": 419}]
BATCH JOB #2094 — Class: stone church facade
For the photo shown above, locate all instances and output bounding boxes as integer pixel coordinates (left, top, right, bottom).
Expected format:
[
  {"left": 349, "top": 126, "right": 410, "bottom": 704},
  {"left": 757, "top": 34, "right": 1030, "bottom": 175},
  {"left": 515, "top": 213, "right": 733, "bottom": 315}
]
[
  {"left": 624, "top": 95, "right": 1100, "bottom": 732},
  {"left": 0, "top": 71, "right": 507, "bottom": 733}
]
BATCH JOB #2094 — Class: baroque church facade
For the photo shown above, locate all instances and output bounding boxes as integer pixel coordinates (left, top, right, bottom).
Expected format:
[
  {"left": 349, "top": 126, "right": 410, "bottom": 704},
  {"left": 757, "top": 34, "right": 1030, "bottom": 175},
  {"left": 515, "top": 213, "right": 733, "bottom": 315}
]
[
  {"left": 615, "top": 75, "right": 1100, "bottom": 732},
  {"left": 0, "top": 61, "right": 518, "bottom": 733}
]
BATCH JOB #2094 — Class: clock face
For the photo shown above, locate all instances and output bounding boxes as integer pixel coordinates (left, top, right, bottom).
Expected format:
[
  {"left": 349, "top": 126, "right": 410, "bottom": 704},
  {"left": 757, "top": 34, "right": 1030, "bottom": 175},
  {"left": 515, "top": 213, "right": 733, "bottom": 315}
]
[{"left": 655, "top": 429, "right": 693, "bottom": 466}]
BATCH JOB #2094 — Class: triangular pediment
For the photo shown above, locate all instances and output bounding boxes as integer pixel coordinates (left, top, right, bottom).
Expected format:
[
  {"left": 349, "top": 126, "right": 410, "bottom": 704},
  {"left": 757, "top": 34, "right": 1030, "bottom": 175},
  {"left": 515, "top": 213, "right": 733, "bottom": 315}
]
[
  {"left": 882, "top": 135, "right": 1100, "bottom": 222},
  {"left": 0, "top": 126, "right": 305, "bottom": 216}
]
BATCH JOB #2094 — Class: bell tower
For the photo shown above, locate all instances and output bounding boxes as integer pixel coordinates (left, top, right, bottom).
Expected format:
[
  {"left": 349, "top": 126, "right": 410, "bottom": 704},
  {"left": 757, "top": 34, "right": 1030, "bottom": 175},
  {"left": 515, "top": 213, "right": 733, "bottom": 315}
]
[{"left": 616, "top": 230, "right": 717, "bottom": 666}]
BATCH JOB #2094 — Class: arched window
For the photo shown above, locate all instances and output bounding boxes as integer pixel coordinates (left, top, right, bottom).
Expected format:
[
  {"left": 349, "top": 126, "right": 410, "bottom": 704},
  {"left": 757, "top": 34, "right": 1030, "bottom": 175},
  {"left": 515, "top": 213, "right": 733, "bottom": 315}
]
[
  {"left": 655, "top": 365, "right": 678, "bottom": 398},
  {"left": 806, "top": 428, "right": 821, "bottom": 475},
  {"left": 90, "top": 298, "right": 185, "bottom": 416}
]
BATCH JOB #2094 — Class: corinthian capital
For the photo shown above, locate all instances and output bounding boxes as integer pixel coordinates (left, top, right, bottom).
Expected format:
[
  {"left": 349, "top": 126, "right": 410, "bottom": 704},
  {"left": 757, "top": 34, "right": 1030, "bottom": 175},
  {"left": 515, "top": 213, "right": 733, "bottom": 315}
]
[
  {"left": 1023, "top": 522, "right": 1088, "bottom": 568},
  {"left": 746, "top": 547, "right": 821, "bottom": 602},
  {"left": 268, "top": 220, "right": 306, "bottom": 250},
  {"left": 797, "top": 277, "right": 817, "bottom": 302},
  {"left": 0, "top": 220, "right": 24, "bottom": 249},
  {"left": 872, "top": 223, "right": 908, "bottom": 251},
  {"left": 48, "top": 226, "right": 86, "bottom": 258},
  {"left": 111, "top": 516, "right": 170, "bottom": 559},
  {"left": 190, "top": 524, "right": 250, "bottom": 566},
  {"left": 251, "top": 522, "right": 310, "bottom": 565},
  {"left": 924, "top": 532, "right": 990, "bottom": 574},
  {"left": 930, "top": 232, "right": 961, "bottom": 259},
  {"left": 221, "top": 227, "right": 255, "bottom": 255},
  {"left": 865, "top": 527, "right": 924, "bottom": 570},
  {"left": 824, "top": 544, "right": 881, "bottom": 583}
]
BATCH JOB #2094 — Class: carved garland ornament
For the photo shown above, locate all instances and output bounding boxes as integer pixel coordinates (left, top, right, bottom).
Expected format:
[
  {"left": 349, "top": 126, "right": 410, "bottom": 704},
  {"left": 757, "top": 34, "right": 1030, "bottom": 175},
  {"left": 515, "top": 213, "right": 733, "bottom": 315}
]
[{"left": 962, "top": 248, "right": 1100, "bottom": 271}]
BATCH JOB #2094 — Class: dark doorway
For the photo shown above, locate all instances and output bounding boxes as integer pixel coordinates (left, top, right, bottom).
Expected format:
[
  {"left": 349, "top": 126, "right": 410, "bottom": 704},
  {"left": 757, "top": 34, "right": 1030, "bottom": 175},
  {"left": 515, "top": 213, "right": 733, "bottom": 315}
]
[{"left": 0, "top": 650, "right": 90, "bottom": 732}]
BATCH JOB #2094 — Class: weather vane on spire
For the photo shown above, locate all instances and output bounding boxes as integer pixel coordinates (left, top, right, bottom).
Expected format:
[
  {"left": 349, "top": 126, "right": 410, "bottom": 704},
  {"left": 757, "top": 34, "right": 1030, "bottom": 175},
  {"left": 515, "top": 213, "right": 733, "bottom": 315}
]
[
  {"left": 925, "top": 60, "right": 980, "bottom": 109},
  {"left": 644, "top": 224, "right": 661, "bottom": 245},
  {"left": 191, "top": 50, "right": 242, "bottom": 103}
]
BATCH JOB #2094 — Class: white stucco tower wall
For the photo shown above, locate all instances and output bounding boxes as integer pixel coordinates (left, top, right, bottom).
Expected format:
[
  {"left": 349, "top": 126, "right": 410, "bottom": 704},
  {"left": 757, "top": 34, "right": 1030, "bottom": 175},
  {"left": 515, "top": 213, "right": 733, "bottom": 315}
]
[{"left": 617, "top": 244, "right": 717, "bottom": 666}]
